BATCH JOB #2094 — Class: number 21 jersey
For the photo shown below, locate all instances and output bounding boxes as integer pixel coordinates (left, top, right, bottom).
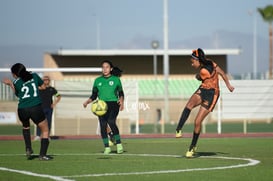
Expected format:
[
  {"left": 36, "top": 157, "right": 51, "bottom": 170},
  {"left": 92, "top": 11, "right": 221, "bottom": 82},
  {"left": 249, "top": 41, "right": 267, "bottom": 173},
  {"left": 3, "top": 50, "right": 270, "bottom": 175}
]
[{"left": 13, "top": 73, "right": 44, "bottom": 108}]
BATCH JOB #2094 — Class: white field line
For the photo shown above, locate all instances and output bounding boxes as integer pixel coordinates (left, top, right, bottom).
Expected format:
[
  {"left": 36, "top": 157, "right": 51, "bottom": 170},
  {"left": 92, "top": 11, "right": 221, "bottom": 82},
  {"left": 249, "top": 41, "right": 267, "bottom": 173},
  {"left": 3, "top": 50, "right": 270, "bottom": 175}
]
[
  {"left": 59, "top": 153, "right": 260, "bottom": 178},
  {"left": 0, "top": 153, "right": 260, "bottom": 180},
  {"left": 0, "top": 167, "right": 74, "bottom": 181}
]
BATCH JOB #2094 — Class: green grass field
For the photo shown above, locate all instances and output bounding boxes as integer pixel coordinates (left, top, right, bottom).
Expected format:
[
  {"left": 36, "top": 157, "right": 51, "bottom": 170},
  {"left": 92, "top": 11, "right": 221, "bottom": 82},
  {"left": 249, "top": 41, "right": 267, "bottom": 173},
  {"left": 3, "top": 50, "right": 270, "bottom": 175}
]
[
  {"left": 0, "top": 137, "right": 272, "bottom": 181},
  {"left": 1, "top": 122, "right": 273, "bottom": 135}
]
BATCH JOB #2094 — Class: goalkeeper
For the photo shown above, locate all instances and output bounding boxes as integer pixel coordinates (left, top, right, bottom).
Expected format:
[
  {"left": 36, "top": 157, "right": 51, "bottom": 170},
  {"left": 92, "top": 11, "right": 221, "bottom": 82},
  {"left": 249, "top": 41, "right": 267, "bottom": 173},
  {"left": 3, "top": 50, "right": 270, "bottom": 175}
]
[{"left": 83, "top": 60, "right": 124, "bottom": 154}]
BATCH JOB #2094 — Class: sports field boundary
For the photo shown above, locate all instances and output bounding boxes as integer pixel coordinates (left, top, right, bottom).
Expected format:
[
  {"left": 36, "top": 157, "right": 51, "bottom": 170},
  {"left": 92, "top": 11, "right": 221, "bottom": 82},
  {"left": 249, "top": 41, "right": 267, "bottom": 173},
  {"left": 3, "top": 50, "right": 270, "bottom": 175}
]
[
  {"left": 0, "top": 132, "right": 273, "bottom": 140},
  {"left": 0, "top": 153, "right": 261, "bottom": 180}
]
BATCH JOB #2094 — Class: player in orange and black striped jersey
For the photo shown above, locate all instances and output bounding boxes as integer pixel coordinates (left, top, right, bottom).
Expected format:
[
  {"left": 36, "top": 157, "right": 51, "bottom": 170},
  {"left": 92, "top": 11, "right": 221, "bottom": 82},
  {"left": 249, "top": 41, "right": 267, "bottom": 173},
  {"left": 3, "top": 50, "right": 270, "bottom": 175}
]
[{"left": 175, "top": 48, "right": 235, "bottom": 158}]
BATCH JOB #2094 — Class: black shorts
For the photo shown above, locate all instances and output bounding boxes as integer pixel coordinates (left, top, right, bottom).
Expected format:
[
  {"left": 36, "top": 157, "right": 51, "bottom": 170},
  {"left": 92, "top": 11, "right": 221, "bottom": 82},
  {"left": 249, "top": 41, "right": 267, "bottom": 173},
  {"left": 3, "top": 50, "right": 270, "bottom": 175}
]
[
  {"left": 98, "top": 101, "right": 120, "bottom": 122},
  {"left": 195, "top": 87, "right": 219, "bottom": 112},
  {"left": 18, "top": 104, "right": 46, "bottom": 128}
]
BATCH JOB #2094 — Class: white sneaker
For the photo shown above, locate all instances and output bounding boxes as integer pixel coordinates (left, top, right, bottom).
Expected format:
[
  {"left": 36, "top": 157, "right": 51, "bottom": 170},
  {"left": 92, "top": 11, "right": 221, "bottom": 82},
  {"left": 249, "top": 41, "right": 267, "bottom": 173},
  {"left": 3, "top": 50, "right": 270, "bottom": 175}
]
[{"left": 34, "top": 136, "right": 40, "bottom": 141}]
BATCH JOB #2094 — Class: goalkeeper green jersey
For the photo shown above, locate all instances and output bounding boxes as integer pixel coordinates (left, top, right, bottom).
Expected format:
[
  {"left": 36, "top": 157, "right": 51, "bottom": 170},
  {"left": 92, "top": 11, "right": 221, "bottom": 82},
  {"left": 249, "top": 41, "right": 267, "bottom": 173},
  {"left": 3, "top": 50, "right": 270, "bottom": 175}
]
[
  {"left": 92, "top": 75, "right": 123, "bottom": 101},
  {"left": 13, "top": 73, "right": 43, "bottom": 108}
]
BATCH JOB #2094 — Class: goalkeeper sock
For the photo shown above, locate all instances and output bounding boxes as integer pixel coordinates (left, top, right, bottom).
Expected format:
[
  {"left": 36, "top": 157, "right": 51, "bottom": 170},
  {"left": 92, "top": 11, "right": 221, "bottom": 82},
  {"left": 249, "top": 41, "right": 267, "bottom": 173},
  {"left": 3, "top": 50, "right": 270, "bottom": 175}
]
[
  {"left": 114, "top": 134, "right": 121, "bottom": 144},
  {"left": 103, "top": 138, "right": 109, "bottom": 147}
]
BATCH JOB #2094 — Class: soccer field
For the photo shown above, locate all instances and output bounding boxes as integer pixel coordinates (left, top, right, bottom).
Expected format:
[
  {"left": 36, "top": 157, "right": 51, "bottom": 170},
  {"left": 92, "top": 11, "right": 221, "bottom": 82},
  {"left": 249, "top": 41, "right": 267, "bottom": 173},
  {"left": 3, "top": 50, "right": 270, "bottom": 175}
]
[{"left": 0, "top": 137, "right": 272, "bottom": 181}]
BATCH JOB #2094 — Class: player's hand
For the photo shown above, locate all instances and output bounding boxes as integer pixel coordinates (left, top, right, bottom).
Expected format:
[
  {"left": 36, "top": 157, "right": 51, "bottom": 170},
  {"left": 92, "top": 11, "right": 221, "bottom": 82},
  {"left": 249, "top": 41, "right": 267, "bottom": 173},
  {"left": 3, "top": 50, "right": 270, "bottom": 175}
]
[
  {"left": 83, "top": 98, "right": 92, "bottom": 108},
  {"left": 118, "top": 100, "right": 124, "bottom": 111},
  {"left": 228, "top": 85, "right": 235, "bottom": 92},
  {"left": 2, "top": 77, "right": 12, "bottom": 85}
]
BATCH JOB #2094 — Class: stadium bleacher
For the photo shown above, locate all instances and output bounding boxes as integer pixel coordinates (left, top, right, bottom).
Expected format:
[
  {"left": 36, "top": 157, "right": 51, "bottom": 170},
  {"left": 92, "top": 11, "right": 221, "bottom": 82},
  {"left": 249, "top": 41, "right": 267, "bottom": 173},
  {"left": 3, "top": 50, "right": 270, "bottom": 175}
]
[{"left": 138, "top": 78, "right": 199, "bottom": 98}]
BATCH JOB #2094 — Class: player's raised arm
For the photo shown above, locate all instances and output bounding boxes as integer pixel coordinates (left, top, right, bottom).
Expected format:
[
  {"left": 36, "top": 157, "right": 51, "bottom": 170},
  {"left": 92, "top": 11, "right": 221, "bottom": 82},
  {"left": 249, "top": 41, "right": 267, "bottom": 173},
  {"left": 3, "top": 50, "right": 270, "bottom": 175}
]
[
  {"left": 2, "top": 78, "right": 15, "bottom": 93},
  {"left": 216, "top": 66, "right": 235, "bottom": 92}
]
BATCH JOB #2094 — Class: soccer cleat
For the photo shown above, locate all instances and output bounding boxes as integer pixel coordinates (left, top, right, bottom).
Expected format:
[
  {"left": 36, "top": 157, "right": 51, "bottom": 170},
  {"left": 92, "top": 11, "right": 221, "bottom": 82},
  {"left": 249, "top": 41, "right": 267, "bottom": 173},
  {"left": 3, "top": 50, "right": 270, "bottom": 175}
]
[
  {"left": 26, "top": 148, "right": 33, "bottom": 159},
  {"left": 104, "top": 147, "right": 111, "bottom": 154},
  {"left": 39, "top": 155, "right": 52, "bottom": 161},
  {"left": 117, "top": 144, "right": 123, "bottom": 154},
  {"left": 185, "top": 147, "right": 197, "bottom": 158},
  {"left": 175, "top": 130, "right": 182, "bottom": 138}
]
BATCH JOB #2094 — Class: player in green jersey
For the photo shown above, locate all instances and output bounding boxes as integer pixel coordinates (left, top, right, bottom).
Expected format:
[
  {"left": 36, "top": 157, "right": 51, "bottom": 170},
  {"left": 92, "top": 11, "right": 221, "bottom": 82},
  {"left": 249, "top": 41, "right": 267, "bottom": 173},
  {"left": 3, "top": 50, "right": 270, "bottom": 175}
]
[
  {"left": 2, "top": 63, "right": 52, "bottom": 160},
  {"left": 83, "top": 60, "right": 125, "bottom": 154}
]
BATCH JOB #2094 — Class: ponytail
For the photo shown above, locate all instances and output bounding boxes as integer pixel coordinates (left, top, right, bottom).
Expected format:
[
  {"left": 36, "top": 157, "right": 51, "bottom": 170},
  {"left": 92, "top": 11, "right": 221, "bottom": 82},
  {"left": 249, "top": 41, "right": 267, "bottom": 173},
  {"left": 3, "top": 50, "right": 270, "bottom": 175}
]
[
  {"left": 111, "top": 67, "right": 122, "bottom": 77},
  {"left": 11, "top": 63, "right": 33, "bottom": 82}
]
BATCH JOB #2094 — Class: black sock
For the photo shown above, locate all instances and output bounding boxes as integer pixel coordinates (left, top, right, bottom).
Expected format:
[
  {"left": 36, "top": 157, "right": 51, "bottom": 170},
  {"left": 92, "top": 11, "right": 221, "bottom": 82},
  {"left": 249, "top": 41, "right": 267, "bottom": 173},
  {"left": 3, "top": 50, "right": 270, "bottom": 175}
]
[
  {"left": 22, "top": 129, "right": 32, "bottom": 150},
  {"left": 189, "top": 132, "right": 200, "bottom": 150},
  {"left": 176, "top": 108, "right": 191, "bottom": 131},
  {"left": 40, "top": 138, "right": 49, "bottom": 156}
]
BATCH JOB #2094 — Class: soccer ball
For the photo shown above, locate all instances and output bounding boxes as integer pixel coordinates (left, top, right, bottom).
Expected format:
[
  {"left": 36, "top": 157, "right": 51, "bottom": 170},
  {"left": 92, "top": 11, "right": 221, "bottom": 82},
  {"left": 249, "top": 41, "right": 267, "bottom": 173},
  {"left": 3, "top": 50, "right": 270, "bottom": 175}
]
[{"left": 91, "top": 100, "right": 108, "bottom": 116}]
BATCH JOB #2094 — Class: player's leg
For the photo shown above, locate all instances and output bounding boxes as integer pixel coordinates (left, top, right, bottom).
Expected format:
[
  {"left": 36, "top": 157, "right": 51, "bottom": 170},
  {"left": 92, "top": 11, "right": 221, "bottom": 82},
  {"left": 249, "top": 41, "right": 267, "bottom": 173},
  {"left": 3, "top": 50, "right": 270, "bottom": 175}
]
[
  {"left": 108, "top": 118, "right": 123, "bottom": 154},
  {"left": 18, "top": 108, "right": 33, "bottom": 159},
  {"left": 186, "top": 88, "right": 219, "bottom": 157},
  {"left": 176, "top": 91, "right": 202, "bottom": 137},
  {"left": 99, "top": 116, "right": 111, "bottom": 154},
  {"left": 107, "top": 125, "right": 115, "bottom": 146},
  {"left": 45, "top": 108, "right": 53, "bottom": 137},
  {"left": 35, "top": 127, "right": 41, "bottom": 141},
  {"left": 38, "top": 120, "right": 51, "bottom": 160},
  {"left": 35, "top": 108, "right": 50, "bottom": 141},
  {"left": 31, "top": 105, "right": 51, "bottom": 160},
  {"left": 22, "top": 127, "right": 33, "bottom": 158},
  {"left": 107, "top": 102, "right": 123, "bottom": 154},
  {"left": 108, "top": 119, "right": 120, "bottom": 144},
  {"left": 186, "top": 106, "right": 210, "bottom": 158}
]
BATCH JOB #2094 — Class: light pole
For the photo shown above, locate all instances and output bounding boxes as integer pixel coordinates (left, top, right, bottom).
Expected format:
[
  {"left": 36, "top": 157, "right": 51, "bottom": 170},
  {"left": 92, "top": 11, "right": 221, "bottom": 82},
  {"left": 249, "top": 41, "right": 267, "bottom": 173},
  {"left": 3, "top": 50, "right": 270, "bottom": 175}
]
[
  {"left": 151, "top": 40, "right": 159, "bottom": 133},
  {"left": 151, "top": 40, "right": 159, "bottom": 77},
  {"left": 248, "top": 10, "right": 257, "bottom": 79},
  {"left": 163, "top": 0, "right": 169, "bottom": 134}
]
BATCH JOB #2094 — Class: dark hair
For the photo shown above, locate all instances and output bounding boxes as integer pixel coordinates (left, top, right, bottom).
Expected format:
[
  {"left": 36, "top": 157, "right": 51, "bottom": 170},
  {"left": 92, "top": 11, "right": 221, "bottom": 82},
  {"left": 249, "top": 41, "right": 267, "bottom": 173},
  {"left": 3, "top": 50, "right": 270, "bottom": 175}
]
[
  {"left": 192, "top": 48, "right": 212, "bottom": 66},
  {"left": 192, "top": 48, "right": 214, "bottom": 74},
  {"left": 11, "top": 63, "right": 33, "bottom": 82},
  {"left": 192, "top": 48, "right": 205, "bottom": 61},
  {"left": 101, "top": 60, "right": 122, "bottom": 77}
]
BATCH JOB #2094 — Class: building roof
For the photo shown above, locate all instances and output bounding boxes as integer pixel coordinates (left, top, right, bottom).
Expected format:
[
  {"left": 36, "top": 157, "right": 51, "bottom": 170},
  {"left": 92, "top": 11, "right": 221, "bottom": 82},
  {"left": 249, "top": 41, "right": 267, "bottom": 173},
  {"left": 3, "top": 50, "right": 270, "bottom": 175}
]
[{"left": 56, "top": 49, "right": 241, "bottom": 56}]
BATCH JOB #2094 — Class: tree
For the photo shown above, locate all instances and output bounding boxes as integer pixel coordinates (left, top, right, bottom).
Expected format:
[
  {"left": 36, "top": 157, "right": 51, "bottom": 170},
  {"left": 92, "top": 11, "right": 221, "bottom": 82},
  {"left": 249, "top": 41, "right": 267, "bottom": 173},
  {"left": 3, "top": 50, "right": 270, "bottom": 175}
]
[{"left": 258, "top": 5, "right": 273, "bottom": 79}]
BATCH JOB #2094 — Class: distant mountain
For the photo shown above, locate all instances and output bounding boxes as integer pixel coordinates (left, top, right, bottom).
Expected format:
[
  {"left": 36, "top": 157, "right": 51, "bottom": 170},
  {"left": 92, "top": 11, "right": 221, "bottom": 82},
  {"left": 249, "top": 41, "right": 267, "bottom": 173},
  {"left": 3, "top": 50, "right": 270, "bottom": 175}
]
[
  {"left": 171, "top": 30, "right": 269, "bottom": 75},
  {"left": 0, "top": 45, "right": 58, "bottom": 79},
  {"left": 0, "top": 30, "right": 270, "bottom": 78},
  {"left": 117, "top": 30, "right": 270, "bottom": 75},
  {"left": 0, "top": 45, "right": 59, "bottom": 68}
]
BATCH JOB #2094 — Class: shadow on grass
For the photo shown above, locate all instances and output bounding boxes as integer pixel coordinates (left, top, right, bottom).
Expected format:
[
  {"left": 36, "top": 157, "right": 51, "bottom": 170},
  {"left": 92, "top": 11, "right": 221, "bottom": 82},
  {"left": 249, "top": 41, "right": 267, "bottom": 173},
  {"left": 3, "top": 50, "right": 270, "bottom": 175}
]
[
  {"left": 188, "top": 151, "right": 229, "bottom": 158},
  {"left": 197, "top": 151, "right": 228, "bottom": 156},
  {"left": 180, "top": 151, "right": 229, "bottom": 159},
  {"left": 96, "top": 150, "right": 128, "bottom": 159}
]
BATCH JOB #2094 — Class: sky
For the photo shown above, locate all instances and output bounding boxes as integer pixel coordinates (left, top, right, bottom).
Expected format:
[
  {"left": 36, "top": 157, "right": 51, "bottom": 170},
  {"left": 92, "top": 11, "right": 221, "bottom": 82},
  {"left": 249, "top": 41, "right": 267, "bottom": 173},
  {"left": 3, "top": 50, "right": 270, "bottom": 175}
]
[{"left": 0, "top": 0, "right": 273, "bottom": 75}]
